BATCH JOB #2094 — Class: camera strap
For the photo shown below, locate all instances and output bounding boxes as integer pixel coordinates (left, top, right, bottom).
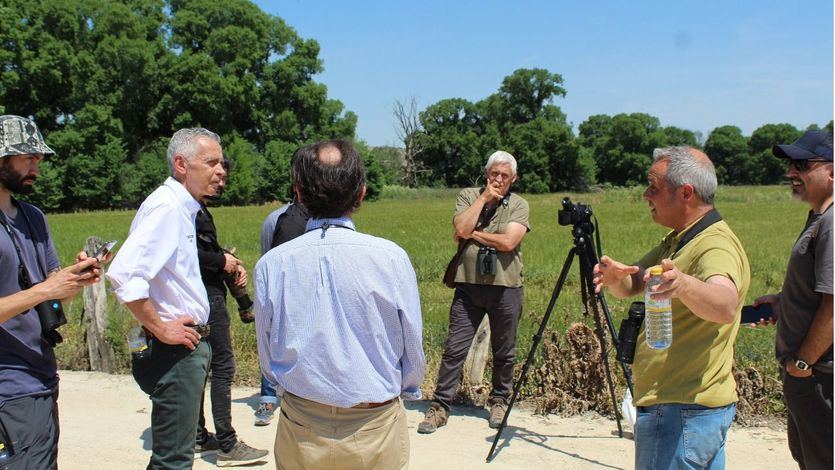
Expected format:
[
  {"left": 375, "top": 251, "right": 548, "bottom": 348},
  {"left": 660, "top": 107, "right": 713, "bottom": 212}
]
[
  {"left": 0, "top": 201, "right": 46, "bottom": 289},
  {"left": 672, "top": 209, "right": 723, "bottom": 259}
]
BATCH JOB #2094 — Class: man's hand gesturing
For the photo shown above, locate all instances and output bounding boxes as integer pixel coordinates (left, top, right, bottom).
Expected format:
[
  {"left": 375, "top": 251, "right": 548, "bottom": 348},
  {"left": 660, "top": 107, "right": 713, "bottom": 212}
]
[{"left": 593, "top": 255, "right": 640, "bottom": 293}]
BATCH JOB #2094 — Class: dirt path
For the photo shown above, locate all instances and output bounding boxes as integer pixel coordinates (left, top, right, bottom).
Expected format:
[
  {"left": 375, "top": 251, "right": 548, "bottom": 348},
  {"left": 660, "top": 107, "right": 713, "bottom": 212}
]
[{"left": 56, "top": 370, "right": 793, "bottom": 469}]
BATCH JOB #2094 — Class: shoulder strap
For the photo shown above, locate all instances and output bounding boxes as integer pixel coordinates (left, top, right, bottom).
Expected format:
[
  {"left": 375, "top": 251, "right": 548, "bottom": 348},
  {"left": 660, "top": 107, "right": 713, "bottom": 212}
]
[{"left": 672, "top": 209, "right": 723, "bottom": 258}]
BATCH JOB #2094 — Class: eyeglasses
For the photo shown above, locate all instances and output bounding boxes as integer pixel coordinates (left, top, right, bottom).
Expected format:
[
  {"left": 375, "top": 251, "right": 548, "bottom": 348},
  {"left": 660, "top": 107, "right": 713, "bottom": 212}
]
[{"left": 788, "top": 159, "right": 828, "bottom": 172}]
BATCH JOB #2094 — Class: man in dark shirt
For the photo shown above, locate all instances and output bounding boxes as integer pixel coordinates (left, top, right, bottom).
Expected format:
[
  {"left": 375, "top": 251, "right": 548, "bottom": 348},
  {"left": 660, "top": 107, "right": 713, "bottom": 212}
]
[
  {"left": 755, "top": 130, "right": 833, "bottom": 470},
  {"left": 0, "top": 115, "right": 101, "bottom": 468},
  {"left": 194, "top": 158, "right": 267, "bottom": 467}
]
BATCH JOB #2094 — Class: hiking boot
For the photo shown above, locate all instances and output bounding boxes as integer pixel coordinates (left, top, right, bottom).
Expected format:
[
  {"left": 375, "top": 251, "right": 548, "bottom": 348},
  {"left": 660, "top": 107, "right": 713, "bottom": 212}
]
[
  {"left": 254, "top": 402, "right": 275, "bottom": 426},
  {"left": 417, "top": 402, "right": 448, "bottom": 434},
  {"left": 488, "top": 399, "right": 508, "bottom": 429},
  {"left": 216, "top": 440, "right": 268, "bottom": 467},
  {"left": 238, "top": 307, "right": 255, "bottom": 324},
  {"left": 194, "top": 432, "right": 220, "bottom": 456}
]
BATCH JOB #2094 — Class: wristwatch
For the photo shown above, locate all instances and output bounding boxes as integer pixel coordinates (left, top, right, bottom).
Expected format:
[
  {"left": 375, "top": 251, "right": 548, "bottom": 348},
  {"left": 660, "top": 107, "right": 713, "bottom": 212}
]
[{"left": 793, "top": 357, "right": 812, "bottom": 371}]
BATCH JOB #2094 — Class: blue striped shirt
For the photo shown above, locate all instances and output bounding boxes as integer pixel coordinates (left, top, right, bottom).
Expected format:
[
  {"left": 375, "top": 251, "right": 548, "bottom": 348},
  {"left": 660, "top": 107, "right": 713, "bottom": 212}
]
[{"left": 254, "top": 216, "right": 425, "bottom": 408}]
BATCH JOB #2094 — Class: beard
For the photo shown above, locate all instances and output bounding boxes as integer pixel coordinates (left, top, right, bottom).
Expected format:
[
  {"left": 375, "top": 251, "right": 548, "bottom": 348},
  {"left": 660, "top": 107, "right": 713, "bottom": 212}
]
[{"left": 0, "top": 161, "right": 36, "bottom": 194}]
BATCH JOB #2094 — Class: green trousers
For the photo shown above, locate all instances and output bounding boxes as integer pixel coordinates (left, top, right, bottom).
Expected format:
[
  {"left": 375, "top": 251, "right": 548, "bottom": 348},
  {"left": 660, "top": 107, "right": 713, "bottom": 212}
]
[{"left": 134, "top": 339, "right": 211, "bottom": 470}]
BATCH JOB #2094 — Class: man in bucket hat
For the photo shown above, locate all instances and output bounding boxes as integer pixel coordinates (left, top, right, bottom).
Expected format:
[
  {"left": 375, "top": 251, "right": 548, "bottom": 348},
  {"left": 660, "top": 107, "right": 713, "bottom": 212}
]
[
  {"left": 0, "top": 115, "right": 102, "bottom": 468},
  {"left": 755, "top": 130, "right": 833, "bottom": 470}
]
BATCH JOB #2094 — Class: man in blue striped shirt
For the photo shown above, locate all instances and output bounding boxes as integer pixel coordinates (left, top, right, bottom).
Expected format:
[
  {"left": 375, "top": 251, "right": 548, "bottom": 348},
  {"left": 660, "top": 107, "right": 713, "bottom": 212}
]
[{"left": 254, "top": 140, "right": 425, "bottom": 469}]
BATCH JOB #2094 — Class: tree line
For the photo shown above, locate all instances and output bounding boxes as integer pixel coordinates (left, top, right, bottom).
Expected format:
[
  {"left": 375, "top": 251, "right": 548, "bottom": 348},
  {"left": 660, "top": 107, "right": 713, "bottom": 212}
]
[{"left": 1, "top": 1, "right": 831, "bottom": 211}]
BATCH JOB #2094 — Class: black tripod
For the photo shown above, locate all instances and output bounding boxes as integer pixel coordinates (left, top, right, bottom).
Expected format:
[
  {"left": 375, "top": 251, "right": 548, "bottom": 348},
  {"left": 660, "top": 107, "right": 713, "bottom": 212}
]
[{"left": 487, "top": 199, "right": 634, "bottom": 463}]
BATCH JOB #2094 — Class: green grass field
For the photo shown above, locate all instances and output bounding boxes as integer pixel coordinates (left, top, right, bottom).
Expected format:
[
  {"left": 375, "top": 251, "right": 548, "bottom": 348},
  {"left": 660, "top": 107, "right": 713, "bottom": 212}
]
[{"left": 47, "top": 185, "right": 801, "bottom": 416}]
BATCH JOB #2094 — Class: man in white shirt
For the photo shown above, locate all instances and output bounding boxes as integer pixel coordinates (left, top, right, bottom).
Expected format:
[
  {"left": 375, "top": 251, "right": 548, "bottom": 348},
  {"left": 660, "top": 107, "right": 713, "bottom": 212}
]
[{"left": 107, "top": 128, "right": 226, "bottom": 469}]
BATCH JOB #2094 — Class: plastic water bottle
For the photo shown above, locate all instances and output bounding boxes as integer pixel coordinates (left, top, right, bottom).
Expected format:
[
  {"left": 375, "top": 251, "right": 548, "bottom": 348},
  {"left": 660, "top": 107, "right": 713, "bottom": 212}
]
[
  {"left": 127, "top": 326, "right": 149, "bottom": 358},
  {"left": 645, "top": 266, "right": 672, "bottom": 349}
]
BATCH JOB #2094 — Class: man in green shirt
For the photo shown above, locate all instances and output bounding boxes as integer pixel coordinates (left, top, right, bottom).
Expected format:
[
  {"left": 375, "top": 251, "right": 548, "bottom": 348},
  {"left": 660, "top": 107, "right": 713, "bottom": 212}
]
[
  {"left": 419, "top": 151, "right": 530, "bottom": 434},
  {"left": 593, "top": 146, "right": 750, "bottom": 469}
]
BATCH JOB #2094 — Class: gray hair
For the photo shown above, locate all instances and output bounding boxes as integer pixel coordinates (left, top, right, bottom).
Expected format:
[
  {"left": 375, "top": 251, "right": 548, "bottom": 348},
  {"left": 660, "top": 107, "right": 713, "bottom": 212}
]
[
  {"left": 652, "top": 146, "right": 717, "bottom": 205},
  {"left": 167, "top": 128, "right": 221, "bottom": 174},
  {"left": 484, "top": 150, "right": 517, "bottom": 176}
]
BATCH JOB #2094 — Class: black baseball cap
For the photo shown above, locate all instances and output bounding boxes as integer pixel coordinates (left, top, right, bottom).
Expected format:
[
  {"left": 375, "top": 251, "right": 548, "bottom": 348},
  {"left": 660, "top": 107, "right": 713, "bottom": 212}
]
[{"left": 772, "top": 130, "right": 833, "bottom": 162}]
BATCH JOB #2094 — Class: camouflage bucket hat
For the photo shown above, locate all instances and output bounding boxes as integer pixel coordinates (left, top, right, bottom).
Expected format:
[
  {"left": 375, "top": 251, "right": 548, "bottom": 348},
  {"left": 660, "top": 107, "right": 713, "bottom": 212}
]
[{"left": 0, "top": 115, "right": 56, "bottom": 158}]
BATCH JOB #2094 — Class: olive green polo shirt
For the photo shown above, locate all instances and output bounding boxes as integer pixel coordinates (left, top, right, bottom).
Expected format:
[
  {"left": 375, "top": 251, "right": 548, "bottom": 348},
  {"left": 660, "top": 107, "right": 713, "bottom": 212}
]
[
  {"left": 632, "top": 217, "right": 750, "bottom": 408},
  {"left": 452, "top": 187, "right": 530, "bottom": 288}
]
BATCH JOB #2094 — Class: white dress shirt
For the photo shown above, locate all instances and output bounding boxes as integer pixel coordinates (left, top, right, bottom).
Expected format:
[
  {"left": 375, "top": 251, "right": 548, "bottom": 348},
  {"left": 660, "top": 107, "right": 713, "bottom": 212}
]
[{"left": 107, "top": 177, "right": 210, "bottom": 324}]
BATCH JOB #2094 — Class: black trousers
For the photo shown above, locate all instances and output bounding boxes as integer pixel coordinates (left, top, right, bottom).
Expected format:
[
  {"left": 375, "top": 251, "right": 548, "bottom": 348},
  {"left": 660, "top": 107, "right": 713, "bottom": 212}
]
[
  {"left": 197, "top": 295, "right": 238, "bottom": 452},
  {"left": 432, "top": 283, "right": 523, "bottom": 410},
  {"left": 0, "top": 391, "right": 59, "bottom": 469},
  {"left": 783, "top": 371, "right": 833, "bottom": 470}
]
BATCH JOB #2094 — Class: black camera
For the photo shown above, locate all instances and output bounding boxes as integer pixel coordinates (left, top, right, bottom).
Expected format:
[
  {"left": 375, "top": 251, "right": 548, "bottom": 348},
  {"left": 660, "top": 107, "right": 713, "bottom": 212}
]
[
  {"left": 558, "top": 197, "right": 593, "bottom": 226},
  {"left": 477, "top": 246, "right": 498, "bottom": 276},
  {"left": 35, "top": 299, "right": 66, "bottom": 346},
  {"left": 616, "top": 301, "right": 645, "bottom": 364}
]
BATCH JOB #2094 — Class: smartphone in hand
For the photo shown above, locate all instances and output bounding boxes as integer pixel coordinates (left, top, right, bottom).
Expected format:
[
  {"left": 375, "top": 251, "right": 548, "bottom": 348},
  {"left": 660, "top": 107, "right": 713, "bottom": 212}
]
[
  {"left": 87, "top": 240, "right": 118, "bottom": 262},
  {"left": 741, "top": 303, "right": 774, "bottom": 324}
]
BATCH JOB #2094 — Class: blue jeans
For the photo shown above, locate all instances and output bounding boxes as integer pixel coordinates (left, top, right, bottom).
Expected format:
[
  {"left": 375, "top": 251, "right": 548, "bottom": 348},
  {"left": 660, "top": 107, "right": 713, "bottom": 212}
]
[
  {"left": 635, "top": 402, "right": 735, "bottom": 470},
  {"left": 260, "top": 375, "right": 278, "bottom": 405}
]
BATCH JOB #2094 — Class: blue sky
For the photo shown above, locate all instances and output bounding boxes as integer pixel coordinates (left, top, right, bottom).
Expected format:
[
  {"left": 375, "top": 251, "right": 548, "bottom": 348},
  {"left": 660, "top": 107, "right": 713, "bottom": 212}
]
[{"left": 254, "top": 1, "right": 833, "bottom": 147}]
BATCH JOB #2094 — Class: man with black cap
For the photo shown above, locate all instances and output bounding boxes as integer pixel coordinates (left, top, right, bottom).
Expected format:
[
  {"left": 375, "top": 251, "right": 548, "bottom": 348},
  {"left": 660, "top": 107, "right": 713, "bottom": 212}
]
[
  {"left": 755, "top": 130, "right": 832, "bottom": 470},
  {"left": 0, "top": 115, "right": 102, "bottom": 468}
]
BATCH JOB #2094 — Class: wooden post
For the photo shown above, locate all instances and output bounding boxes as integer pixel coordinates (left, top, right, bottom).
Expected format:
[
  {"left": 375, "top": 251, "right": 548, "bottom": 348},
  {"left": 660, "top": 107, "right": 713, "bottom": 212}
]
[
  {"left": 463, "top": 316, "right": 491, "bottom": 385},
  {"left": 83, "top": 237, "right": 116, "bottom": 372}
]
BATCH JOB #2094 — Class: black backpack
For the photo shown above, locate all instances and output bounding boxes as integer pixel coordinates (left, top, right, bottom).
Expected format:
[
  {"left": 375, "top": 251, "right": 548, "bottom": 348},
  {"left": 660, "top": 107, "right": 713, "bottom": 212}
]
[{"left": 270, "top": 203, "right": 309, "bottom": 249}]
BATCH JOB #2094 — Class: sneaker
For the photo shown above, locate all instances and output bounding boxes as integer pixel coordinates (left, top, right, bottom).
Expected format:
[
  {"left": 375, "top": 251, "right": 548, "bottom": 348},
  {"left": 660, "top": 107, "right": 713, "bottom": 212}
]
[
  {"left": 488, "top": 399, "right": 508, "bottom": 429},
  {"left": 216, "top": 440, "right": 268, "bottom": 467},
  {"left": 194, "top": 432, "right": 220, "bottom": 456},
  {"left": 254, "top": 402, "right": 275, "bottom": 426},
  {"left": 417, "top": 402, "right": 448, "bottom": 434}
]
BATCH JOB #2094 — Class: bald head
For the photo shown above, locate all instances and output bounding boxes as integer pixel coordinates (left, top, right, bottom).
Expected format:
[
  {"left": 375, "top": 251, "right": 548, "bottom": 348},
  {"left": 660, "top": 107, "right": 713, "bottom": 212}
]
[
  {"left": 319, "top": 144, "right": 342, "bottom": 165},
  {"left": 292, "top": 139, "right": 366, "bottom": 218},
  {"left": 652, "top": 146, "right": 718, "bottom": 205}
]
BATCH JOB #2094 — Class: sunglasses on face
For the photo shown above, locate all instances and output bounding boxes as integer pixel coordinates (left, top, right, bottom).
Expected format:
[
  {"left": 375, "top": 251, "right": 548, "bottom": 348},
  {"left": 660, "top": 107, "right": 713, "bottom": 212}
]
[{"left": 788, "top": 159, "right": 828, "bottom": 172}]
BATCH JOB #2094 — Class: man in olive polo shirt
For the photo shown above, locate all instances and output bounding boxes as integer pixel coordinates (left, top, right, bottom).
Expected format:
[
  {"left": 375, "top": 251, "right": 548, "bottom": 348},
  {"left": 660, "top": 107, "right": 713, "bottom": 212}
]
[
  {"left": 419, "top": 150, "right": 530, "bottom": 434},
  {"left": 593, "top": 146, "right": 750, "bottom": 469}
]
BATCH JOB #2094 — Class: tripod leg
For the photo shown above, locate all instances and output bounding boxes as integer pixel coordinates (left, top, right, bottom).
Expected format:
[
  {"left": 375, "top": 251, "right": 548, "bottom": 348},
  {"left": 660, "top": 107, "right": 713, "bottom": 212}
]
[
  {"left": 486, "top": 248, "right": 577, "bottom": 463},
  {"left": 578, "top": 248, "right": 624, "bottom": 438}
]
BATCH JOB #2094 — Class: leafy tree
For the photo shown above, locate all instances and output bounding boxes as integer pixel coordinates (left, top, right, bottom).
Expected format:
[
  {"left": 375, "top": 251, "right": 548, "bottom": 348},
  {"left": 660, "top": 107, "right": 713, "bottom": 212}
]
[
  {"left": 255, "top": 139, "right": 297, "bottom": 204},
  {"left": 120, "top": 138, "right": 170, "bottom": 207},
  {"left": 0, "top": 0, "right": 357, "bottom": 209},
  {"left": 748, "top": 123, "right": 800, "bottom": 184},
  {"left": 704, "top": 126, "right": 750, "bottom": 184},
  {"left": 579, "top": 113, "right": 666, "bottom": 186},
  {"left": 222, "top": 135, "right": 258, "bottom": 205},
  {"left": 416, "top": 98, "right": 484, "bottom": 187}
]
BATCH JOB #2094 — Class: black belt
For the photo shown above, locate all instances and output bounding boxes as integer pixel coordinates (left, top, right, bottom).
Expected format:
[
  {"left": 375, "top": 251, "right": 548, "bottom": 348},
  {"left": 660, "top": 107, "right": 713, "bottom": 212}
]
[
  {"left": 192, "top": 324, "right": 211, "bottom": 339},
  {"left": 143, "top": 324, "right": 211, "bottom": 341}
]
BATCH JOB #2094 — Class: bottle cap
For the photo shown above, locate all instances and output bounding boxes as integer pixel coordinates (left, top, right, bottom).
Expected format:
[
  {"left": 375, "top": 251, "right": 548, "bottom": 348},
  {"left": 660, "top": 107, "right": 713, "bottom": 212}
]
[{"left": 649, "top": 266, "right": 663, "bottom": 275}]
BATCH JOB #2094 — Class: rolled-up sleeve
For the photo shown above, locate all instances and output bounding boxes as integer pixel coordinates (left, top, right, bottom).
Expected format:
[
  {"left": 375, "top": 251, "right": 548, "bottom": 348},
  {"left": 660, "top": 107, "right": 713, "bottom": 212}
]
[
  {"left": 395, "top": 251, "right": 425, "bottom": 400},
  {"left": 107, "top": 205, "right": 180, "bottom": 303}
]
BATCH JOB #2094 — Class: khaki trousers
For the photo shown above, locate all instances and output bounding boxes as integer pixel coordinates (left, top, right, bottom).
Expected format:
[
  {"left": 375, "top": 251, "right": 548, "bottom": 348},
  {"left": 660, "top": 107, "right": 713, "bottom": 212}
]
[{"left": 275, "top": 393, "right": 409, "bottom": 470}]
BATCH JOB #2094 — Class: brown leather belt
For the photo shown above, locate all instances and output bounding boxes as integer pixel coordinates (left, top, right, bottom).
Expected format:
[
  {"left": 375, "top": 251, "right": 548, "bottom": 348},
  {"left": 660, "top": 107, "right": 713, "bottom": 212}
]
[
  {"left": 286, "top": 392, "right": 396, "bottom": 409},
  {"left": 352, "top": 398, "right": 396, "bottom": 409}
]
